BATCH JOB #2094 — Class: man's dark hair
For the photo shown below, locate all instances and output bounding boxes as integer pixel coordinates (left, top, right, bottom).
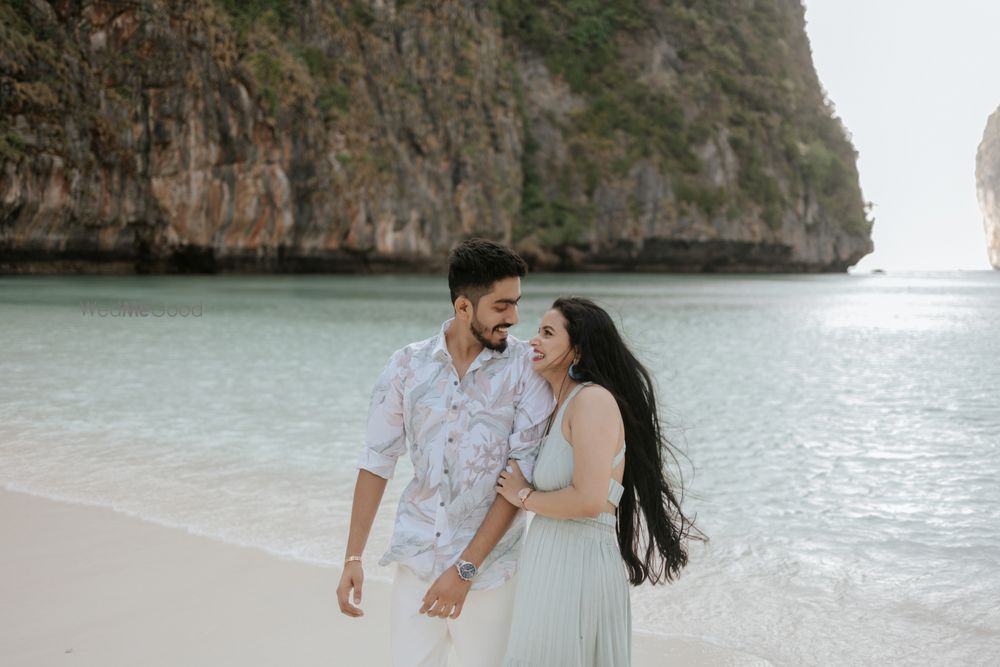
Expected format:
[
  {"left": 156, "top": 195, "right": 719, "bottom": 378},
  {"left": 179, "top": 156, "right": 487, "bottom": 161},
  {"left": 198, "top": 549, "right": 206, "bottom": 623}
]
[{"left": 448, "top": 238, "right": 528, "bottom": 306}]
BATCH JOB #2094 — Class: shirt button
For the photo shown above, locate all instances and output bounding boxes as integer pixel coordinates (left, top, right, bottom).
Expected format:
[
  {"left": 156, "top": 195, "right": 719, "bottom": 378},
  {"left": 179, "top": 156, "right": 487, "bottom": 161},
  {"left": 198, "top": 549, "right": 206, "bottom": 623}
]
[
  {"left": 448, "top": 437, "right": 453, "bottom": 442},
  {"left": 435, "top": 532, "right": 441, "bottom": 537},
  {"left": 439, "top": 502, "right": 445, "bottom": 507},
  {"left": 451, "top": 404, "right": 457, "bottom": 410},
  {"left": 444, "top": 468, "right": 449, "bottom": 474},
  {"left": 453, "top": 381, "right": 458, "bottom": 386}
]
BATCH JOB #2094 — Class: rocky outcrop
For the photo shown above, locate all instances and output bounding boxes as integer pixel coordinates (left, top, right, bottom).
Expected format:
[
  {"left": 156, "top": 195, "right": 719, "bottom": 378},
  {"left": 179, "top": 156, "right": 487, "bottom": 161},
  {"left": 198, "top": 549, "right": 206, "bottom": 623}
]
[
  {"left": 976, "top": 106, "right": 1000, "bottom": 269},
  {"left": 0, "top": 0, "right": 873, "bottom": 274}
]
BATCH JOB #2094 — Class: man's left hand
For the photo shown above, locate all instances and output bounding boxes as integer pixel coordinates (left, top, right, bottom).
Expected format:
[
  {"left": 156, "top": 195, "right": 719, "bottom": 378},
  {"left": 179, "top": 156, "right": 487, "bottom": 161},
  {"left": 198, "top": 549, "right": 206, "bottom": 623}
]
[{"left": 419, "top": 566, "right": 472, "bottom": 619}]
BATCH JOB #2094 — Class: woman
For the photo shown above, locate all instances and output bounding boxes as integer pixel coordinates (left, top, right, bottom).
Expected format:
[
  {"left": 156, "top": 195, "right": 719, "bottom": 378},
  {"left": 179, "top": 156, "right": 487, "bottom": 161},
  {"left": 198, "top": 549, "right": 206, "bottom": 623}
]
[{"left": 496, "top": 297, "right": 702, "bottom": 666}]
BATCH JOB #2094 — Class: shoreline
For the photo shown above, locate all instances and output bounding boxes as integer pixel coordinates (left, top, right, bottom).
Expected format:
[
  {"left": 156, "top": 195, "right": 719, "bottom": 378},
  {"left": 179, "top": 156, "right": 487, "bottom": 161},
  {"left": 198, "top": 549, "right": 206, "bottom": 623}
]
[
  {"left": 0, "top": 245, "right": 861, "bottom": 276},
  {"left": 0, "top": 487, "right": 766, "bottom": 666}
]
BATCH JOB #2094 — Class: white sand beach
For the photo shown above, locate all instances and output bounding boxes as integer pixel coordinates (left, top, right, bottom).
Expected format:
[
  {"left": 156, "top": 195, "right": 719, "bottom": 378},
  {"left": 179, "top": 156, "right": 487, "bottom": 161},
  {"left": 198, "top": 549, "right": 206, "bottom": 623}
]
[{"left": 0, "top": 488, "right": 761, "bottom": 667}]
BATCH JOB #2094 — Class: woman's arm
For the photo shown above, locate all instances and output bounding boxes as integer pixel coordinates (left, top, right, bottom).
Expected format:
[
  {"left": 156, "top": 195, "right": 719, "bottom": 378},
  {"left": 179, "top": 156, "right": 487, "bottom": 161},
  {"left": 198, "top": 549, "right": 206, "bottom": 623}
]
[{"left": 497, "top": 386, "right": 623, "bottom": 519}]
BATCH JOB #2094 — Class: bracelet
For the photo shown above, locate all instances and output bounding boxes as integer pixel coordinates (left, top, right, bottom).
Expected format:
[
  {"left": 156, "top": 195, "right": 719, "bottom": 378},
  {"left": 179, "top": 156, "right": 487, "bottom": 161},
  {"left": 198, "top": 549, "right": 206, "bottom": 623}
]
[
  {"left": 520, "top": 488, "right": 534, "bottom": 510},
  {"left": 345, "top": 556, "right": 363, "bottom": 565}
]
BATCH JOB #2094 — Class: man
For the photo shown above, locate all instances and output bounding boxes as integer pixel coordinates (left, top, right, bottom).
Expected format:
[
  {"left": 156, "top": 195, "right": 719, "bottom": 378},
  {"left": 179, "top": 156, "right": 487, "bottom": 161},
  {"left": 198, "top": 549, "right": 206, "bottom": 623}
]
[{"left": 336, "top": 238, "right": 554, "bottom": 667}]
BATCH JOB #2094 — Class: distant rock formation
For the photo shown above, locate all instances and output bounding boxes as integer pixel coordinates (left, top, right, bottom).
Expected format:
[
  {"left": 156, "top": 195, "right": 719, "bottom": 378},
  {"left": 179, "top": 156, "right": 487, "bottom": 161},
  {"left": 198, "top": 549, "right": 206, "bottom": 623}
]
[
  {"left": 976, "top": 106, "right": 1000, "bottom": 269},
  {"left": 0, "top": 0, "right": 873, "bottom": 274}
]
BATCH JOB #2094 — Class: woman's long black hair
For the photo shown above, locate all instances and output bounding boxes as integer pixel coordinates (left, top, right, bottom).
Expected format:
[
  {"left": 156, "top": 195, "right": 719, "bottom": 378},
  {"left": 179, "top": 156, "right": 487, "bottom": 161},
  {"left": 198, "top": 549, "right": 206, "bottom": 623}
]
[{"left": 552, "top": 296, "right": 705, "bottom": 585}]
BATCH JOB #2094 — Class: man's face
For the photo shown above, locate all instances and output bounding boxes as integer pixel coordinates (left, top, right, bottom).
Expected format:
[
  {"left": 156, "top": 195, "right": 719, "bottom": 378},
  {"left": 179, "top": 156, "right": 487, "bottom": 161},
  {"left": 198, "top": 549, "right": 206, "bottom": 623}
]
[{"left": 468, "top": 276, "right": 521, "bottom": 352}]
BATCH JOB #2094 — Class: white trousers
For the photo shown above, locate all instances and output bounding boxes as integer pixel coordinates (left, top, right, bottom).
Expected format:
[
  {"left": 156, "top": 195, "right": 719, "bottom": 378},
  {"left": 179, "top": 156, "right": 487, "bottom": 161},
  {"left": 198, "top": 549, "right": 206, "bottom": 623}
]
[{"left": 390, "top": 564, "right": 517, "bottom": 667}]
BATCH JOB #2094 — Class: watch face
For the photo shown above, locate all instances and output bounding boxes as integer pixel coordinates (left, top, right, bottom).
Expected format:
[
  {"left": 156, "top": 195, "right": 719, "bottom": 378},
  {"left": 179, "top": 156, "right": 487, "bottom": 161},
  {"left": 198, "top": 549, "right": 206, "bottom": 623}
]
[
  {"left": 458, "top": 562, "right": 477, "bottom": 580},
  {"left": 518, "top": 488, "right": 530, "bottom": 500}
]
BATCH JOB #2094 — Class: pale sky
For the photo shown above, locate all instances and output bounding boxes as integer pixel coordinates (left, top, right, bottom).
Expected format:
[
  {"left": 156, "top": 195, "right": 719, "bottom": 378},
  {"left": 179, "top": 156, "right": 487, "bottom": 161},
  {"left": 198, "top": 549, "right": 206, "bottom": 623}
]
[{"left": 803, "top": 1, "right": 1000, "bottom": 271}]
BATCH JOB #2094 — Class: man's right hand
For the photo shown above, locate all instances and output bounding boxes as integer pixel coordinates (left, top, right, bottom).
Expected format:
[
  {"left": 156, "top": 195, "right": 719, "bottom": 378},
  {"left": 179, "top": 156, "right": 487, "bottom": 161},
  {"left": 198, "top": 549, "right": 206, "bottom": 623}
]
[{"left": 337, "top": 562, "right": 365, "bottom": 617}]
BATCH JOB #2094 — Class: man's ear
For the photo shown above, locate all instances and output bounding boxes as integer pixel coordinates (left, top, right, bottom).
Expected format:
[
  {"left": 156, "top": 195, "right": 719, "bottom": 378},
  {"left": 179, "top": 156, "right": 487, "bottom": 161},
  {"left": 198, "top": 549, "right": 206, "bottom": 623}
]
[{"left": 454, "top": 295, "right": 472, "bottom": 321}]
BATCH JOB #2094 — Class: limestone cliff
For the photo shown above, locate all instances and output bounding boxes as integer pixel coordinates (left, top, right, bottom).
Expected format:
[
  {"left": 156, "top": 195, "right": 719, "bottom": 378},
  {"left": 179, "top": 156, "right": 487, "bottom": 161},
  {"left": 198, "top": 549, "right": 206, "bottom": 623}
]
[
  {"left": 0, "top": 0, "right": 873, "bottom": 273},
  {"left": 976, "top": 106, "right": 1000, "bottom": 269}
]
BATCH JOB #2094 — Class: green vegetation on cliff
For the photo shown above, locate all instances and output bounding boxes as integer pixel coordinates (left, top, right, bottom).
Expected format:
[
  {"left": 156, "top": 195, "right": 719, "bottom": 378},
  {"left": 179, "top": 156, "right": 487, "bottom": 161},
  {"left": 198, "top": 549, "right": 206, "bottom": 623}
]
[
  {"left": 199, "top": 0, "right": 870, "bottom": 241},
  {"left": 0, "top": 0, "right": 873, "bottom": 273},
  {"left": 499, "top": 0, "right": 871, "bottom": 238}
]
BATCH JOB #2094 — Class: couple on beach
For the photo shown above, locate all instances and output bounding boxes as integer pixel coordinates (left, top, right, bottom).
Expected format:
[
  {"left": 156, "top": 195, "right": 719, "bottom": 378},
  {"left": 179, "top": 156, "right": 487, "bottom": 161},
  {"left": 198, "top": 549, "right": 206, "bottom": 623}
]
[{"left": 337, "top": 239, "right": 700, "bottom": 666}]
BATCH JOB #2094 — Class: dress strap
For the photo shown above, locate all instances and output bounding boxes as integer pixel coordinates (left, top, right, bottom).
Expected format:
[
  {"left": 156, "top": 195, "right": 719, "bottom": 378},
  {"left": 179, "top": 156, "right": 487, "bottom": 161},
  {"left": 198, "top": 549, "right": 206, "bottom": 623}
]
[
  {"left": 607, "top": 443, "right": 626, "bottom": 507},
  {"left": 611, "top": 443, "right": 626, "bottom": 468},
  {"left": 608, "top": 479, "right": 625, "bottom": 507},
  {"left": 552, "top": 382, "right": 591, "bottom": 423},
  {"left": 565, "top": 381, "right": 592, "bottom": 404},
  {"left": 544, "top": 382, "right": 590, "bottom": 440}
]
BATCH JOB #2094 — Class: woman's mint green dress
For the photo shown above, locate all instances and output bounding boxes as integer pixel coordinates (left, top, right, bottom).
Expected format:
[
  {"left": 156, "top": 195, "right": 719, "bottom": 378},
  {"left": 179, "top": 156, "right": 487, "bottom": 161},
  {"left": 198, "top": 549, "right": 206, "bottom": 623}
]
[{"left": 502, "top": 382, "right": 631, "bottom": 666}]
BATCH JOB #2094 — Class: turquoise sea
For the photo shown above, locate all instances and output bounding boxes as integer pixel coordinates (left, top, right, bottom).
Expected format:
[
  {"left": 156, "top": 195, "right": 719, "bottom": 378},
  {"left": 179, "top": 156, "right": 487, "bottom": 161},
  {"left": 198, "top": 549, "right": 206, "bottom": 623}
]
[{"left": 1, "top": 271, "right": 998, "bottom": 666}]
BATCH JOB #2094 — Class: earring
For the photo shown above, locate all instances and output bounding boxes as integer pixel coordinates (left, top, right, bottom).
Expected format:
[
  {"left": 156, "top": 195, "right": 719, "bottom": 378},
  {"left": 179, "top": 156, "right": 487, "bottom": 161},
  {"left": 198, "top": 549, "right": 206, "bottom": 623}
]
[{"left": 568, "top": 361, "right": 585, "bottom": 381}]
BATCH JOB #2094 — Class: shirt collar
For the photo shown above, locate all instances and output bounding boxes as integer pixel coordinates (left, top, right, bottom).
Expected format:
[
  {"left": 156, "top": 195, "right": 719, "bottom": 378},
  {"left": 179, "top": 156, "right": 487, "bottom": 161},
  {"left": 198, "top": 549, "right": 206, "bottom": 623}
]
[
  {"left": 432, "top": 319, "right": 453, "bottom": 361},
  {"left": 433, "top": 317, "right": 511, "bottom": 363}
]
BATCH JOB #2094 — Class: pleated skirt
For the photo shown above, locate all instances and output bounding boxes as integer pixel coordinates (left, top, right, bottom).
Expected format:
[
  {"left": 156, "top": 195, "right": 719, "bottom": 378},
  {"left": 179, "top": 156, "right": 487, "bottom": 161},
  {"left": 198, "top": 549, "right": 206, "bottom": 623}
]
[{"left": 502, "top": 513, "right": 631, "bottom": 666}]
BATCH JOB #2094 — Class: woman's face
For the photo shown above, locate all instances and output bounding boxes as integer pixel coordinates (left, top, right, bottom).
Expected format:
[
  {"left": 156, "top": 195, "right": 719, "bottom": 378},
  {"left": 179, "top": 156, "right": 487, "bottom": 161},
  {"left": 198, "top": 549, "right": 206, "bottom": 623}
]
[{"left": 529, "top": 308, "right": 575, "bottom": 375}]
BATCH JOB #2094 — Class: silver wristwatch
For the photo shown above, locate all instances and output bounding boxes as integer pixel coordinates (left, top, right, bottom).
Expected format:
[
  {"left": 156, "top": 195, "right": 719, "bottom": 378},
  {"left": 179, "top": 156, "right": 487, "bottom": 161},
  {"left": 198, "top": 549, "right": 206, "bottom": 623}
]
[{"left": 455, "top": 559, "right": 478, "bottom": 581}]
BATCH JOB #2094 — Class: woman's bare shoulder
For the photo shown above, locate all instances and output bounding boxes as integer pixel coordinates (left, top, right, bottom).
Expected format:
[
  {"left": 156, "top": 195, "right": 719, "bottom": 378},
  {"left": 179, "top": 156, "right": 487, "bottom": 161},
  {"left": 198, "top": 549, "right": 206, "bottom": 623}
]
[
  {"left": 571, "top": 384, "right": 622, "bottom": 421},
  {"left": 577, "top": 383, "right": 616, "bottom": 404}
]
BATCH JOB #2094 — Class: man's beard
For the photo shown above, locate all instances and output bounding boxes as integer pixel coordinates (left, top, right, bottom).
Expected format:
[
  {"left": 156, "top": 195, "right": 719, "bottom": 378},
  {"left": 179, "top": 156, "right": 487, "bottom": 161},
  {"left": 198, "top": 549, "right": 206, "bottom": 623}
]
[{"left": 471, "top": 311, "right": 509, "bottom": 352}]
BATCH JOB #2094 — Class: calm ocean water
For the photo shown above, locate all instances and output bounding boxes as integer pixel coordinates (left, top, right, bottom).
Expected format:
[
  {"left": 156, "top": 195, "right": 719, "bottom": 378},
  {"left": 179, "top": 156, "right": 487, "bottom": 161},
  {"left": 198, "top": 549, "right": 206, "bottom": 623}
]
[{"left": 1, "top": 272, "right": 998, "bottom": 666}]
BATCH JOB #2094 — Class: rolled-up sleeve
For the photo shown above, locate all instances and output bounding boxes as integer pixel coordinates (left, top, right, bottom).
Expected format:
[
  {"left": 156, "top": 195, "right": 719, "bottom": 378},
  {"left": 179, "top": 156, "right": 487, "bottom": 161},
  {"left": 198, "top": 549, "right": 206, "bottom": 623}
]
[
  {"left": 356, "top": 349, "right": 407, "bottom": 479},
  {"left": 506, "top": 354, "right": 554, "bottom": 485}
]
